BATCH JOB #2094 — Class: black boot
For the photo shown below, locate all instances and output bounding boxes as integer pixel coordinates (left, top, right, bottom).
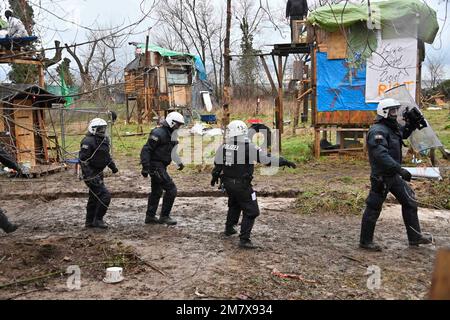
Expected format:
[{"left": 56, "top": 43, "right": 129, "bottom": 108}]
[
  {"left": 85, "top": 221, "right": 94, "bottom": 228},
  {"left": 159, "top": 216, "right": 177, "bottom": 225},
  {"left": 145, "top": 215, "right": 159, "bottom": 224},
  {"left": 0, "top": 210, "right": 18, "bottom": 234},
  {"left": 224, "top": 226, "right": 237, "bottom": 236},
  {"left": 92, "top": 218, "right": 108, "bottom": 229},
  {"left": 239, "top": 239, "right": 257, "bottom": 249},
  {"left": 359, "top": 242, "right": 382, "bottom": 252},
  {"left": 409, "top": 234, "right": 433, "bottom": 247}
]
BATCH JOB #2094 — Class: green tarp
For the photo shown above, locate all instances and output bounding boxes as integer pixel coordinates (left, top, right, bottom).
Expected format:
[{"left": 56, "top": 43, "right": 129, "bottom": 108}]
[
  {"left": 136, "top": 44, "right": 195, "bottom": 58},
  {"left": 308, "top": 0, "right": 439, "bottom": 44}
]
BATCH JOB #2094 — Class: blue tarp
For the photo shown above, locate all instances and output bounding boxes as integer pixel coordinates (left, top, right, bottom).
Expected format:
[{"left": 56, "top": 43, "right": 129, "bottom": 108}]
[
  {"left": 0, "top": 36, "right": 38, "bottom": 45},
  {"left": 194, "top": 56, "right": 207, "bottom": 81},
  {"left": 317, "top": 52, "right": 377, "bottom": 112}
]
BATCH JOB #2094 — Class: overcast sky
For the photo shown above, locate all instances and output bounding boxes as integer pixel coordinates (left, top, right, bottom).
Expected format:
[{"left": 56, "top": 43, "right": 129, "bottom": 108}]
[{"left": 0, "top": 0, "right": 449, "bottom": 81}]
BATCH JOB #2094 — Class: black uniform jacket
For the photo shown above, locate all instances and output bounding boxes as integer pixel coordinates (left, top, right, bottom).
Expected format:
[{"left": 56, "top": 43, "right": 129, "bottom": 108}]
[{"left": 79, "top": 134, "right": 117, "bottom": 179}]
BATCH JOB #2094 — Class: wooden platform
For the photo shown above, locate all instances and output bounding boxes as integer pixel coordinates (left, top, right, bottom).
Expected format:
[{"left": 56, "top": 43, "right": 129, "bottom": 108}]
[
  {"left": 271, "top": 43, "right": 312, "bottom": 56},
  {"left": 28, "top": 163, "right": 67, "bottom": 178},
  {"left": 0, "top": 50, "right": 43, "bottom": 65}
]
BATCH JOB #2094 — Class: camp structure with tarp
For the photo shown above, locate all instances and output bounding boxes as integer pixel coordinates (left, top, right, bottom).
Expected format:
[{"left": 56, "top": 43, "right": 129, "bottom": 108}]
[
  {"left": 306, "top": 0, "right": 439, "bottom": 157},
  {"left": 0, "top": 84, "right": 66, "bottom": 176},
  {"left": 124, "top": 43, "right": 209, "bottom": 125}
]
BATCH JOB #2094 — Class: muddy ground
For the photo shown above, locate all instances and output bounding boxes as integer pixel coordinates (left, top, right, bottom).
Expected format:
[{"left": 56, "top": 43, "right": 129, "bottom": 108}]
[{"left": 0, "top": 160, "right": 449, "bottom": 300}]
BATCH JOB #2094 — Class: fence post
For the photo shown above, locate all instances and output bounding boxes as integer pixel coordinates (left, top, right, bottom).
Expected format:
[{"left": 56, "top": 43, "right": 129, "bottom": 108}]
[{"left": 60, "top": 107, "right": 66, "bottom": 161}]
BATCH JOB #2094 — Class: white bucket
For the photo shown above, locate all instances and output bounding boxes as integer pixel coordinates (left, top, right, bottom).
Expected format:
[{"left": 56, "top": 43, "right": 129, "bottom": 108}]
[{"left": 103, "top": 267, "right": 124, "bottom": 284}]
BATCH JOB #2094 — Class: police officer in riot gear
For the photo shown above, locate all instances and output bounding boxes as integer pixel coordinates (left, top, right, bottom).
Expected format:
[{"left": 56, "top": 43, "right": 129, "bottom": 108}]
[
  {"left": 141, "top": 112, "right": 185, "bottom": 226},
  {"left": 0, "top": 146, "right": 25, "bottom": 233},
  {"left": 79, "top": 118, "right": 118, "bottom": 229},
  {"left": 359, "top": 98, "right": 433, "bottom": 251},
  {"left": 211, "top": 120, "right": 297, "bottom": 249}
]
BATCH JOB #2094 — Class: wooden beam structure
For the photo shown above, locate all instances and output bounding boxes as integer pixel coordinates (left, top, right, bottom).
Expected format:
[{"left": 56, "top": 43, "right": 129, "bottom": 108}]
[{"left": 430, "top": 249, "right": 450, "bottom": 300}]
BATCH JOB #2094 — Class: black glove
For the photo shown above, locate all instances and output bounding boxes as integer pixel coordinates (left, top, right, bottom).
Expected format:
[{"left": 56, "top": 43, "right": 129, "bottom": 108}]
[
  {"left": 211, "top": 175, "right": 219, "bottom": 187},
  {"left": 177, "top": 163, "right": 185, "bottom": 171},
  {"left": 141, "top": 169, "right": 149, "bottom": 178},
  {"left": 399, "top": 168, "right": 412, "bottom": 182}
]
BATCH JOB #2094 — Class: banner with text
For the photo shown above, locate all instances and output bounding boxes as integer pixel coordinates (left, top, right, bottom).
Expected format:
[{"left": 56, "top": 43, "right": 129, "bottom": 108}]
[{"left": 366, "top": 37, "right": 417, "bottom": 103}]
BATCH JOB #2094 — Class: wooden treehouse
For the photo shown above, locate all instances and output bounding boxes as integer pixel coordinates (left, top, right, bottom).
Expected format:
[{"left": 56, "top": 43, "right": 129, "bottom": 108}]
[
  {"left": 305, "top": 0, "right": 437, "bottom": 157},
  {"left": 0, "top": 41, "right": 65, "bottom": 176},
  {"left": 124, "top": 44, "right": 195, "bottom": 124},
  {"left": 0, "top": 84, "right": 65, "bottom": 174}
]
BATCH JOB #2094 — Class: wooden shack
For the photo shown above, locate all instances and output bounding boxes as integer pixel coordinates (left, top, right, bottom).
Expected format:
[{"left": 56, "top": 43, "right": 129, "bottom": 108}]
[
  {"left": 306, "top": 0, "right": 438, "bottom": 157},
  {"left": 124, "top": 44, "right": 195, "bottom": 124},
  {"left": 0, "top": 84, "right": 65, "bottom": 169}
]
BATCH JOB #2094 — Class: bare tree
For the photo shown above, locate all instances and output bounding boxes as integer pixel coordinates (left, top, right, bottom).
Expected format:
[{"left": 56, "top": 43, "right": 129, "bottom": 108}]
[
  {"left": 65, "top": 28, "right": 122, "bottom": 95},
  {"left": 426, "top": 55, "right": 445, "bottom": 89}
]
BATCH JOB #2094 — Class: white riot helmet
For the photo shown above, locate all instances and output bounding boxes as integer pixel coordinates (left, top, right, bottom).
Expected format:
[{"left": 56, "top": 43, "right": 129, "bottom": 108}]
[
  {"left": 226, "top": 120, "right": 248, "bottom": 138},
  {"left": 377, "top": 98, "right": 401, "bottom": 119},
  {"left": 165, "top": 112, "right": 185, "bottom": 128},
  {"left": 88, "top": 118, "right": 108, "bottom": 136}
]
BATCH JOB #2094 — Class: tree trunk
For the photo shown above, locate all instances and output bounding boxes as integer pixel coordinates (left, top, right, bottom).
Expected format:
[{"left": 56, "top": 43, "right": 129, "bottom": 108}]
[{"left": 222, "top": 0, "right": 232, "bottom": 128}]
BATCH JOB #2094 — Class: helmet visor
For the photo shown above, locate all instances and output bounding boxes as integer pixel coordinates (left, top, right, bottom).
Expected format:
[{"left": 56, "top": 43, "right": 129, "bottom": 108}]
[{"left": 94, "top": 125, "right": 108, "bottom": 136}]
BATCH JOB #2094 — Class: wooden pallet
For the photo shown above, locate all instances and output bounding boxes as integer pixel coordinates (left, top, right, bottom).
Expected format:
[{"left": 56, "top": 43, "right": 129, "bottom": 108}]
[{"left": 28, "top": 163, "right": 67, "bottom": 178}]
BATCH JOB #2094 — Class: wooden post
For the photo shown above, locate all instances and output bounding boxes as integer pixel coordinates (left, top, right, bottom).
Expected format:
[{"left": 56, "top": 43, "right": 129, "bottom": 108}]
[
  {"left": 125, "top": 95, "right": 130, "bottom": 124},
  {"left": 430, "top": 249, "right": 450, "bottom": 300},
  {"left": 260, "top": 55, "right": 277, "bottom": 97},
  {"left": 222, "top": 0, "right": 232, "bottom": 130},
  {"left": 144, "top": 35, "right": 150, "bottom": 124},
  {"left": 302, "top": 65, "right": 310, "bottom": 123},
  {"left": 36, "top": 109, "right": 49, "bottom": 162},
  {"left": 314, "top": 128, "right": 321, "bottom": 158},
  {"left": 293, "top": 86, "right": 301, "bottom": 129},
  {"left": 311, "top": 46, "right": 317, "bottom": 126},
  {"left": 277, "top": 55, "right": 284, "bottom": 152},
  {"left": 38, "top": 64, "right": 45, "bottom": 88}
]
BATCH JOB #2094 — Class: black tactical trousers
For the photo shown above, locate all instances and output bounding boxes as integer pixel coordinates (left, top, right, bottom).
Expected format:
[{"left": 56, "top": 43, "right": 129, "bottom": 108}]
[
  {"left": 360, "top": 174, "right": 421, "bottom": 244},
  {"left": 85, "top": 176, "right": 111, "bottom": 223},
  {"left": 224, "top": 178, "right": 260, "bottom": 241},
  {"left": 146, "top": 165, "right": 177, "bottom": 218}
]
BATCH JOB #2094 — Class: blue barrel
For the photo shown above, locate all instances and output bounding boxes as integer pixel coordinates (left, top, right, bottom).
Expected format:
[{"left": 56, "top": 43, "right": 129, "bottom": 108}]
[{"left": 200, "top": 114, "right": 217, "bottom": 123}]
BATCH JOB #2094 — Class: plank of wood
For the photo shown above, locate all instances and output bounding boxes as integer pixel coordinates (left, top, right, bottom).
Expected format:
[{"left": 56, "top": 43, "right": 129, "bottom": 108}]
[
  {"left": 13, "top": 102, "right": 36, "bottom": 166},
  {"left": 0, "top": 105, "right": 4, "bottom": 132},
  {"left": 36, "top": 109, "right": 49, "bottom": 162},
  {"left": 316, "top": 111, "right": 376, "bottom": 125},
  {"left": 327, "top": 31, "right": 348, "bottom": 60},
  {"left": 430, "top": 249, "right": 450, "bottom": 300}
]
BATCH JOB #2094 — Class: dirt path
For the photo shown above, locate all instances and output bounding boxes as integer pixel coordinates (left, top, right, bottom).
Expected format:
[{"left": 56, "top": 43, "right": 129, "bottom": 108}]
[{"left": 1, "top": 196, "right": 448, "bottom": 300}]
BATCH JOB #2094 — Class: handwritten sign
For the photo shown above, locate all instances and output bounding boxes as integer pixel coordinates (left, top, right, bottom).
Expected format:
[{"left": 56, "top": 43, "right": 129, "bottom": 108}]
[{"left": 366, "top": 37, "right": 417, "bottom": 103}]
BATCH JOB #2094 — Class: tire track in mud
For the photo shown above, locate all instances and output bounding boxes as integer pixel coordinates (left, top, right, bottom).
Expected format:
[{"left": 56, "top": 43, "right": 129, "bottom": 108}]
[{"left": 0, "top": 190, "right": 302, "bottom": 201}]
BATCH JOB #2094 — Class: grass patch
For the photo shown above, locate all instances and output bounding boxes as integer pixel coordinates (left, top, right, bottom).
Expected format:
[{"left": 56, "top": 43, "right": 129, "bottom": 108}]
[
  {"left": 295, "top": 186, "right": 366, "bottom": 216},
  {"left": 281, "top": 134, "right": 314, "bottom": 163},
  {"left": 423, "top": 108, "right": 450, "bottom": 152},
  {"left": 415, "top": 176, "right": 450, "bottom": 210}
]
